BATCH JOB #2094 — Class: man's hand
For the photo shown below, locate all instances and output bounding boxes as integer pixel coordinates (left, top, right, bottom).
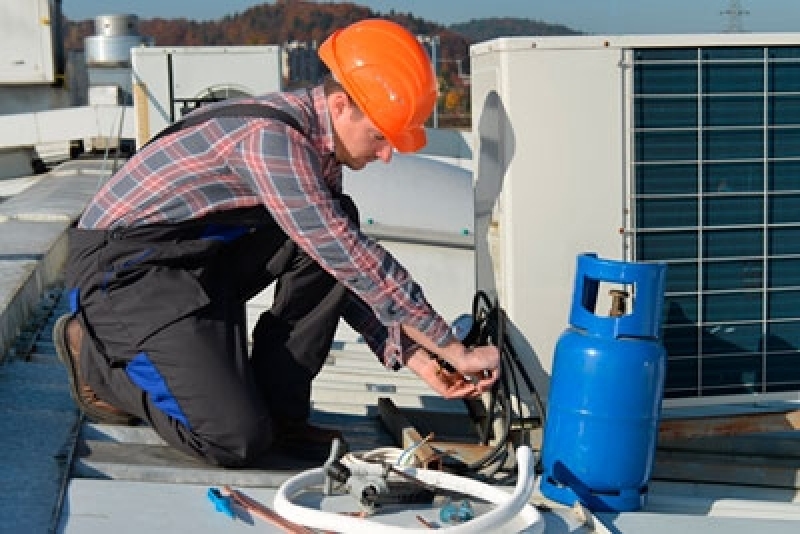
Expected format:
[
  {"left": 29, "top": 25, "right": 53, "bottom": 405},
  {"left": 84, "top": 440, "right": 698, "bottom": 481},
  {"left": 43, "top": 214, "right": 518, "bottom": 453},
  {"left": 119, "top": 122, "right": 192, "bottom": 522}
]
[
  {"left": 400, "top": 324, "right": 501, "bottom": 398},
  {"left": 451, "top": 345, "right": 501, "bottom": 380},
  {"left": 405, "top": 346, "right": 499, "bottom": 399}
]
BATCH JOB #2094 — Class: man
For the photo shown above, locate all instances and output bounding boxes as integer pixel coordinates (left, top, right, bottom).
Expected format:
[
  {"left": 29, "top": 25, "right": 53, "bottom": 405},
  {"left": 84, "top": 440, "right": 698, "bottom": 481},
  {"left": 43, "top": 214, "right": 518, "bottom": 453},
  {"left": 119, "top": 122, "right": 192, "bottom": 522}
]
[{"left": 54, "top": 19, "right": 500, "bottom": 467}]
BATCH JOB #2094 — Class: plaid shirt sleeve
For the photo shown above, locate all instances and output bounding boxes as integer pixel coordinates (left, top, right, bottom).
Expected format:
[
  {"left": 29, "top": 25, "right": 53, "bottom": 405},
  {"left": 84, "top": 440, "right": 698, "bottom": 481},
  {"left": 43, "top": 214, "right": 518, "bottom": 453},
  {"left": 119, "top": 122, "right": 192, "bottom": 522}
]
[
  {"left": 340, "top": 293, "right": 423, "bottom": 370},
  {"left": 226, "top": 122, "right": 455, "bottom": 365}
]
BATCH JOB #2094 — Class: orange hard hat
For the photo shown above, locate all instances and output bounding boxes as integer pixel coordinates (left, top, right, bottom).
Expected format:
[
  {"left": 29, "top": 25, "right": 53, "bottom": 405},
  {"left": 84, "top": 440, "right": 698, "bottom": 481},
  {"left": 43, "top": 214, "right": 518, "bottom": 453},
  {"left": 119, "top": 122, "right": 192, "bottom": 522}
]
[{"left": 319, "top": 19, "right": 437, "bottom": 153}]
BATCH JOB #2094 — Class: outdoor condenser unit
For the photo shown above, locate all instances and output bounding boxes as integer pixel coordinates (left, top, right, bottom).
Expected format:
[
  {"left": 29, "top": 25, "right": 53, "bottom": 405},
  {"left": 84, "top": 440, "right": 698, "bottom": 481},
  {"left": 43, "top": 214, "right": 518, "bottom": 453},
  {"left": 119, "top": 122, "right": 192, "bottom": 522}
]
[
  {"left": 131, "top": 45, "right": 283, "bottom": 147},
  {"left": 471, "top": 33, "right": 800, "bottom": 410},
  {"left": 0, "top": 0, "right": 57, "bottom": 85}
]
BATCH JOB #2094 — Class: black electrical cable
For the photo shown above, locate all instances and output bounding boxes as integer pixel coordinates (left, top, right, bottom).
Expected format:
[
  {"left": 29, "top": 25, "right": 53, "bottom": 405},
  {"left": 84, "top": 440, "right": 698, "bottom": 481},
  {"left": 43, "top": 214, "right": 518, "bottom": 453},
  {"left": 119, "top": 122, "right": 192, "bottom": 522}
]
[
  {"left": 499, "top": 306, "right": 547, "bottom": 429},
  {"left": 496, "top": 304, "right": 525, "bottom": 430},
  {"left": 452, "top": 292, "right": 511, "bottom": 476},
  {"left": 478, "top": 379, "right": 498, "bottom": 446},
  {"left": 454, "top": 374, "right": 512, "bottom": 477},
  {"left": 454, "top": 290, "right": 548, "bottom": 481}
]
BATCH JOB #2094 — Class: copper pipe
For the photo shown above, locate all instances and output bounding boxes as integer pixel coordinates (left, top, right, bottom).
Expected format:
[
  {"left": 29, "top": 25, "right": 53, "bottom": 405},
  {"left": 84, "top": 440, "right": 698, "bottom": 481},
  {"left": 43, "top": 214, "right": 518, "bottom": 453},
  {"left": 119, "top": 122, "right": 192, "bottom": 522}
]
[
  {"left": 221, "top": 485, "right": 316, "bottom": 534},
  {"left": 416, "top": 514, "right": 437, "bottom": 528}
]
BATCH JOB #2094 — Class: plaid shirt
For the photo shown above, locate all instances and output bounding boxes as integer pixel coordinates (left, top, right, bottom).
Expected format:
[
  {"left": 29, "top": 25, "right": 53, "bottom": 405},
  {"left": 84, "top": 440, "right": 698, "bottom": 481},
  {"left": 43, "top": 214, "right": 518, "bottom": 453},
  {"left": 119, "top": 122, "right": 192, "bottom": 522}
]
[{"left": 79, "top": 85, "right": 454, "bottom": 368}]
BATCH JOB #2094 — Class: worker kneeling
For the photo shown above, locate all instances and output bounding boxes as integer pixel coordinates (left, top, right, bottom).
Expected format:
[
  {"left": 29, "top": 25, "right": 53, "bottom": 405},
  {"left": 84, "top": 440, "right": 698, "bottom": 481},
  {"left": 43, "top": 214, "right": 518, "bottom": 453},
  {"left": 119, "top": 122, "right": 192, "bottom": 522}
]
[{"left": 53, "top": 19, "right": 500, "bottom": 467}]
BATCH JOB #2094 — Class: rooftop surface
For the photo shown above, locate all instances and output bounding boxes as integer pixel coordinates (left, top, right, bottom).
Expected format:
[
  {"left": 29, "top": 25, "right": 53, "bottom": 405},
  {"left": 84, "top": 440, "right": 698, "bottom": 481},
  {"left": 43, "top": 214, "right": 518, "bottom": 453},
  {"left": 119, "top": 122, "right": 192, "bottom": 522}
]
[{"left": 2, "top": 158, "right": 800, "bottom": 533}]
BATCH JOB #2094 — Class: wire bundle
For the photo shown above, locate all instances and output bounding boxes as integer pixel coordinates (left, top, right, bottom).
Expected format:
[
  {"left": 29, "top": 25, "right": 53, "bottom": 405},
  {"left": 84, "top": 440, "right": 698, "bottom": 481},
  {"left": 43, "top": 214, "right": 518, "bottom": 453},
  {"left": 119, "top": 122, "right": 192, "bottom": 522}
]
[{"left": 454, "top": 291, "right": 547, "bottom": 482}]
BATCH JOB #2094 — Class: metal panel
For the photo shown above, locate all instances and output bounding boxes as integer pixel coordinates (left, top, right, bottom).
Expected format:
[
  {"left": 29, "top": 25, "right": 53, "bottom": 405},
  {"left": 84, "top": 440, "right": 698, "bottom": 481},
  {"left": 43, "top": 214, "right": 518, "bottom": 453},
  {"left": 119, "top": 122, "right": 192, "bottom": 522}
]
[
  {"left": 0, "top": 0, "right": 55, "bottom": 84},
  {"left": 131, "top": 46, "right": 283, "bottom": 146},
  {"left": 471, "top": 39, "right": 626, "bottom": 404},
  {"left": 0, "top": 106, "right": 135, "bottom": 147},
  {"left": 631, "top": 43, "right": 800, "bottom": 402}
]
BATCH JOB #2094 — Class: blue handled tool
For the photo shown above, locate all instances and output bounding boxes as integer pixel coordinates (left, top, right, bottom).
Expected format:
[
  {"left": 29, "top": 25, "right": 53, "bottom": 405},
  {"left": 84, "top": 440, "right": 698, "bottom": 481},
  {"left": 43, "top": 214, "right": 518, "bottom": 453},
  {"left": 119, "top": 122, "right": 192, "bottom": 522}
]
[
  {"left": 440, "top": 498, "right": 475, "bottom": 524},
  {"left": 208, "top": 487, "right": 235, "bottom": 519}
]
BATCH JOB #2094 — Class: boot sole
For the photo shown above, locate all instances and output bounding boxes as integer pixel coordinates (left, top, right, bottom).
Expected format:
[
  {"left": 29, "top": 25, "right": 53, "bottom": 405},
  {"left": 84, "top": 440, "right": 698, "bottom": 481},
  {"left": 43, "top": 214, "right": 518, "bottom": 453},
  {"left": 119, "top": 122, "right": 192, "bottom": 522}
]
[{"left": 53, "top": 314, "right": 138, "bottom": 425}]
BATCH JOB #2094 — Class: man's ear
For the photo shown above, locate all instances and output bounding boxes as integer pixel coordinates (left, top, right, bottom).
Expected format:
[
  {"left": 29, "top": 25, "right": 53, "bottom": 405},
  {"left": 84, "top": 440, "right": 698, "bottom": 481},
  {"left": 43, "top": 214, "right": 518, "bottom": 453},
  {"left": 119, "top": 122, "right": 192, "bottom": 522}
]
[{"left": 329, "top": 91, "right": 350, "bottom": 120}]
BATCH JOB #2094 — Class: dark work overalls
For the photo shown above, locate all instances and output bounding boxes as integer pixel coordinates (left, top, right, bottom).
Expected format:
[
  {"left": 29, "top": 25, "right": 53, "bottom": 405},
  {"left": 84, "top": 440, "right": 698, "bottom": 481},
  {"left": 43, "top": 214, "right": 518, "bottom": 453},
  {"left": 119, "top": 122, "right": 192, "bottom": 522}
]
[{"left": 64, "top": 105, "right": 358, "bottom": 467}]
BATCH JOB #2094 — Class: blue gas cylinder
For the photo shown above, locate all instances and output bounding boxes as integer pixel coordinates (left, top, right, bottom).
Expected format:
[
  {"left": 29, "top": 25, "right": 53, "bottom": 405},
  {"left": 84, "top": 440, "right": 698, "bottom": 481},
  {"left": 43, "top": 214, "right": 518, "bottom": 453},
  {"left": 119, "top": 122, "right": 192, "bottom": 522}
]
[{"left": 539, "top": 253, "right": 667, "bottom": 512}]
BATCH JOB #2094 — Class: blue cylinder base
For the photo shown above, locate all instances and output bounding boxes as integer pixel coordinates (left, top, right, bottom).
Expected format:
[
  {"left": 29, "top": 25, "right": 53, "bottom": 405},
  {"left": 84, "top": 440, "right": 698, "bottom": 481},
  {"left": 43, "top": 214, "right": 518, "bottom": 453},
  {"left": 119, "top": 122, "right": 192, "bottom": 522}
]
[{"left": 539, "top": 470, "right": 647, "bottom": 512}]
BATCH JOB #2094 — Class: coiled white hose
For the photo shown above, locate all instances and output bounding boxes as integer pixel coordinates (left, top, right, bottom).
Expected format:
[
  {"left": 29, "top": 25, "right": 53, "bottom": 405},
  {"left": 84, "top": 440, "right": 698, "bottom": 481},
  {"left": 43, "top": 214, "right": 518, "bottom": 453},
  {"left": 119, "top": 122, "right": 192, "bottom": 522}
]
[{"left": 273, "top": 445, "right": 543, "bottom": 533}]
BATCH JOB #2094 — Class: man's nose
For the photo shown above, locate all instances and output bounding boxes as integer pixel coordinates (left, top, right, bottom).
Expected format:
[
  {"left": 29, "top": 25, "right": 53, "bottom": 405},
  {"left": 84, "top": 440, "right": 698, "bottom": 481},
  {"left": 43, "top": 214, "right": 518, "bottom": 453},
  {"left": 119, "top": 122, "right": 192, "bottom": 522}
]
[{"left": 376, "top": 143, "right": 393, "bottom": 163}]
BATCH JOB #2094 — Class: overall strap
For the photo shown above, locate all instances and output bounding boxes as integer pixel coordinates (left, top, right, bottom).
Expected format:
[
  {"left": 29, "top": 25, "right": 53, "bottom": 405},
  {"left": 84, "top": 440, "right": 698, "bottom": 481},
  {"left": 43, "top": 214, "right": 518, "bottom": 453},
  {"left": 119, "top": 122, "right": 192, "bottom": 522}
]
[{"left": 142, "top": 103, "right": 304, "bottom": 149}]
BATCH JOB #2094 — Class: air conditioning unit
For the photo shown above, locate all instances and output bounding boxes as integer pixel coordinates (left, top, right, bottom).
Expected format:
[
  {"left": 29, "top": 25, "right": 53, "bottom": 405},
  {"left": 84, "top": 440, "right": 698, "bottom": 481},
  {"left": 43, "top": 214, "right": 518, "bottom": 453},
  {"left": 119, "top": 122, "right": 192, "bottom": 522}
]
[
  {"left": 0, "top": 0, "right": 56, "bottom": 85},
  {"left": 471, "top": 33, "right": 800, "bottom": 410},
  {"left": 131, "top": 46, "right": 283, "bottom": 146}
]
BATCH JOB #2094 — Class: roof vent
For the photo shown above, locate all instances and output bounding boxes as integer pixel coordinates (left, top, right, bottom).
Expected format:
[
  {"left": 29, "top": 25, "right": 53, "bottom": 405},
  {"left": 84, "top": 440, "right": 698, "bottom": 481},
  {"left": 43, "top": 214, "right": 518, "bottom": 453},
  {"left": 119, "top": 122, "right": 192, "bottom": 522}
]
[{"left": 84, "top": 15, "right": 153, "bottom": 67}]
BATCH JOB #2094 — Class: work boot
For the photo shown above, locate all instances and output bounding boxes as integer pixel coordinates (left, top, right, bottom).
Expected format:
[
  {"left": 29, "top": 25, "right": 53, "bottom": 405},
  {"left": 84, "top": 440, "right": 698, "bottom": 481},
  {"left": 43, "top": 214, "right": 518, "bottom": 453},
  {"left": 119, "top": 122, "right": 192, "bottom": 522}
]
[
  {"left": 273, "top": 419, "right": 344, "bottom": 446},
  {"left": 53, "top": 314, "right": 138, "bottom": 425},
  {"left": 272, "top": 419, "right": 344, "bottom": 464},
  {"left": 272, "top": 418, "right": 345, "bottom": 462}
]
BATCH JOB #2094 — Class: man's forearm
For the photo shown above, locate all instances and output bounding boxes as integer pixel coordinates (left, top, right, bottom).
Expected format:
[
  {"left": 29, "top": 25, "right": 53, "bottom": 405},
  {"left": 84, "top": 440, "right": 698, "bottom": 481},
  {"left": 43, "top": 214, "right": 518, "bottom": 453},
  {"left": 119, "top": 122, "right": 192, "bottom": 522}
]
[{"left": 401, "top": 324, "right": 464, "bottom": 367}]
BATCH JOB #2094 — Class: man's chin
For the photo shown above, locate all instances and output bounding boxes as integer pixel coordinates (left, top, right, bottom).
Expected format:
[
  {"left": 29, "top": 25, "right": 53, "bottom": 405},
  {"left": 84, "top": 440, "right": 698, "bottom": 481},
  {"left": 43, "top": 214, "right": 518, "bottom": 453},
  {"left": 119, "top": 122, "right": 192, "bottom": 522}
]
[{"left": 345, "top": 160, "right": 368, "bottom": 171}]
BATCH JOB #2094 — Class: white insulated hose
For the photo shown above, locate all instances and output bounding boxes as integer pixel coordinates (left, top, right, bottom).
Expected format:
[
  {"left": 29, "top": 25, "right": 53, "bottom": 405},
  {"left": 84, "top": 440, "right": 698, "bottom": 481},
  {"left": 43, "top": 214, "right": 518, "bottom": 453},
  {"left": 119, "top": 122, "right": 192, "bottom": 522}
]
[{"left": 273, "top": 445, "right": 543, "bottom": 533}]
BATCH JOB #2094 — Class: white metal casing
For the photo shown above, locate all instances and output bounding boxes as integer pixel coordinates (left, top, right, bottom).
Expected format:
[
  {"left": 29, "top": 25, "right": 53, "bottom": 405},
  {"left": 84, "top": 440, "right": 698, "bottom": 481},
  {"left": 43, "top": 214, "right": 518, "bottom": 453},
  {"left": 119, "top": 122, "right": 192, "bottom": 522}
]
[
  {"left": 0, "top": 0, "right": 55, "bottom": 84},
  {"left": 471, "top": 33, "right": 800, "bottom": 408},
  {"left": 131, "top": 46, "right": 282, "bottom": 146},
  {"left": 88, "top": 85, "right": 122, "bottom": 106},
  {"left": 471, "top": 36, "right": 626, "bottom": 404}
]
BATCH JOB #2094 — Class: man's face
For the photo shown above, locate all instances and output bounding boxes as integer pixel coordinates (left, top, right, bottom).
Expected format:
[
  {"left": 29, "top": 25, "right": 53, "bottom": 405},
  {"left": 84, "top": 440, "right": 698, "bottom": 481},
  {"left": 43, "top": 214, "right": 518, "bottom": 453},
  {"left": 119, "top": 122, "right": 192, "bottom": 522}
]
[{"left": 330, "top": 93, "right": 393, "bottom": 170}]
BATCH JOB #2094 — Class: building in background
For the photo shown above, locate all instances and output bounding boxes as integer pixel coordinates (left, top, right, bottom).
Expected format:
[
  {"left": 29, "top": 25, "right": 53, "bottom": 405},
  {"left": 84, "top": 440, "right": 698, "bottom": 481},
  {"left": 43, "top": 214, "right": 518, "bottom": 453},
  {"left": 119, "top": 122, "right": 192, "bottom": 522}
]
[
  {"left": 282, "top": 40, "right": 322, "bottom": 88},
  {"left": 0, "top": 0, "right": 67, "bottom": 175}
]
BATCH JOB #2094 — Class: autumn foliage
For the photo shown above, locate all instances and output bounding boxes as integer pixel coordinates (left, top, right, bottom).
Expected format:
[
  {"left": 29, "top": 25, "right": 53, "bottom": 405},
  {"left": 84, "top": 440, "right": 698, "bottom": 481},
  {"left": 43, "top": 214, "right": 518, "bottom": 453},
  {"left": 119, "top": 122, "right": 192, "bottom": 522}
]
[
  {"left": 62, "top": 1, "right": 578, "bottom": 128},
  {"left": 63, "top": 1, "right": 470, "bottom": 75}
]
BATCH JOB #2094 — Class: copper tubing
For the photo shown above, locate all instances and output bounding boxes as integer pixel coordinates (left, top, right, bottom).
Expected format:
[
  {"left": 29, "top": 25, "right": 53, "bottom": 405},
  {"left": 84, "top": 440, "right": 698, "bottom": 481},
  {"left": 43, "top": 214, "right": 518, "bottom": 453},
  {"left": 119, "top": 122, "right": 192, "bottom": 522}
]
[
  {"left": 221, "top": 485, "right": 316, "bottom": 534},
  {"left": 416, "top": 514, "right": 437, "bottom": 528}
]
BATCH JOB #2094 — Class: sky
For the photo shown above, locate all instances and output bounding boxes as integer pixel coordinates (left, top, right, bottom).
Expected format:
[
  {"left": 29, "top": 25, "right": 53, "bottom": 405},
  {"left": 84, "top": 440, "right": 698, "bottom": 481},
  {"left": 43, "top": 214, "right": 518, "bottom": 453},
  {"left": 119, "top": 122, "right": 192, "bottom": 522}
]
[{"left": 60, "top": 1, "right": 800, "bottom": 35}]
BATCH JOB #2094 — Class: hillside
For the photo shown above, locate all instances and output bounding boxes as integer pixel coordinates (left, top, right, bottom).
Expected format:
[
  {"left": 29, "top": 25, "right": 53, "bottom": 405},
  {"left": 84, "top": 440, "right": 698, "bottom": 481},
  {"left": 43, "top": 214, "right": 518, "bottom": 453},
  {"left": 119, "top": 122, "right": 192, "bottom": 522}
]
[
  {"left": 63, "top": 1, "right": 582, "bottom": 63},
  {"left": 62, "top": 1, "right": 582, "bottom": 129},
  {"left": 450, "top": 17, "right": 583, "bottom": 42}
]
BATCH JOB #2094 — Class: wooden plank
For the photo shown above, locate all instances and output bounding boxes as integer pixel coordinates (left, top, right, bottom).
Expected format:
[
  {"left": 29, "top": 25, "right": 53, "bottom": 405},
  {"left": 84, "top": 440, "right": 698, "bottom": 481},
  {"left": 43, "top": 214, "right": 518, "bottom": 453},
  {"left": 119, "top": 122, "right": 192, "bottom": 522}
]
[
  {"left": 653, "top": 448, "right": 800, "bottom": 489},
  {"left": 132, "top": 82, "right": 150, "bottom": 147},
  {"left": 659, "top": 409, "right": 800, "bottom": 440},
  {"left": 658, "top": 434, "right": 800, "bottom": 458},
  {"left": 377, "top": 397, "right": 441, "bottom": 468},
  {"left": 375, "top": 397, "right": 512, "bottom": 471},
  {"left": 428, "top": 441, "right": 503, "bottom": 467}
]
